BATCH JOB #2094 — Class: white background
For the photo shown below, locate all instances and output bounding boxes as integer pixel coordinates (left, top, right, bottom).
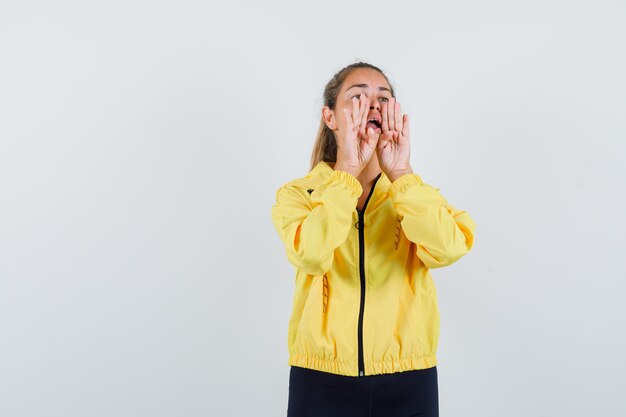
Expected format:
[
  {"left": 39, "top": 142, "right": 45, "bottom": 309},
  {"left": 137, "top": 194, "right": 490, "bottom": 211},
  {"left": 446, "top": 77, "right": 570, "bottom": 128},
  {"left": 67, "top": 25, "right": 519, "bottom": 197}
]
[{"left": 1, "top": 0, "right": 625, "bottom": 416}]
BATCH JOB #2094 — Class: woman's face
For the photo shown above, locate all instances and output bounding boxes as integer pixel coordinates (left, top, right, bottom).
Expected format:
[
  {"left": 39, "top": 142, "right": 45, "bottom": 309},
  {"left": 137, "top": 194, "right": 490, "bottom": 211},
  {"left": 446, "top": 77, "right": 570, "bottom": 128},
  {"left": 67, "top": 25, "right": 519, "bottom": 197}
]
[{"left": 323, "top": 68, "right": 394, "bottom": 140}]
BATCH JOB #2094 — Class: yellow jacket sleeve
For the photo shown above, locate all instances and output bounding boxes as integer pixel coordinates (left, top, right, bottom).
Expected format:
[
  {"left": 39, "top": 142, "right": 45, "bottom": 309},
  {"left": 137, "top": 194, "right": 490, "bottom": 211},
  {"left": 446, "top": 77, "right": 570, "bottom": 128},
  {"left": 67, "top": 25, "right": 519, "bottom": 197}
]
[
  {"left": 271, "top": 169, "right": 363, "bottom": 276},
  {"left": 387, "top": 173, "right": 476, "bottom": 269}
]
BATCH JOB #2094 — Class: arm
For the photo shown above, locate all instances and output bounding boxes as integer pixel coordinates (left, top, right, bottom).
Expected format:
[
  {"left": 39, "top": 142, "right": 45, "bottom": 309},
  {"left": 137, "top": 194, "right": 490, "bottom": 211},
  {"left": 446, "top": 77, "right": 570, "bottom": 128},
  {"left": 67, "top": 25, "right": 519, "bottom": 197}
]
[
  {"left": 271, "top": 169, "right": 363, "bottom": 276},
  {"left": 388, "top": 173, "right": 476, "bottom": 269}
]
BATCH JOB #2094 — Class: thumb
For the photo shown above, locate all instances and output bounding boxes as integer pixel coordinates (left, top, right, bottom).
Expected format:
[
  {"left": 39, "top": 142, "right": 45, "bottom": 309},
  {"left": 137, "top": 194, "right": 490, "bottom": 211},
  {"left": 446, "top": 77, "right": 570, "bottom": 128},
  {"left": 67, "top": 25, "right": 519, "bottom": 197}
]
[
  {"left": 377, "top": 134, "right": 388, "bottom": 150},
  {"left": 367, "top": 127, "right": 378, "bottom": 145},
  {"left": 402, "top": 113, "right": 410, "bottom": 138}
]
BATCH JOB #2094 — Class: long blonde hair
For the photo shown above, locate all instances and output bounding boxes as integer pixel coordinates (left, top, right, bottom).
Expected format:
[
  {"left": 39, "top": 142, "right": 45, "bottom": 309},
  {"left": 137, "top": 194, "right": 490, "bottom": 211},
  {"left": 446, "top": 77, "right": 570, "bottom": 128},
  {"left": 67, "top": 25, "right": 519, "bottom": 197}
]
[{"left": 309, "top": 61, "right": 396, "bottom": 171}]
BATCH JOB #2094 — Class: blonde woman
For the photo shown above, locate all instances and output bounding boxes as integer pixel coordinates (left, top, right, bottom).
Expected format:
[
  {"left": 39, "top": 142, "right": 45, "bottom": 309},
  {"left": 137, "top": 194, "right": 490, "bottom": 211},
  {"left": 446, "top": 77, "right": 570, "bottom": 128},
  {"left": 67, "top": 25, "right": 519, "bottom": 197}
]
[{"left": 271, "top": 61, "right": 476, "bottom": 417}]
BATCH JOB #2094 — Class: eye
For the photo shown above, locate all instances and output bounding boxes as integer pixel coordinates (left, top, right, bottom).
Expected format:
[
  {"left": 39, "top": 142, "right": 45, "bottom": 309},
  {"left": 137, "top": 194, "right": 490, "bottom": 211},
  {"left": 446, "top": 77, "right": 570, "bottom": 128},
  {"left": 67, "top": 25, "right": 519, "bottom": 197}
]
[
  {"left": 379, "top": 97, "right": 390, "bottom": 102},
  {"left": 352, "top": 93, "right": 364, "bottom": 99}
]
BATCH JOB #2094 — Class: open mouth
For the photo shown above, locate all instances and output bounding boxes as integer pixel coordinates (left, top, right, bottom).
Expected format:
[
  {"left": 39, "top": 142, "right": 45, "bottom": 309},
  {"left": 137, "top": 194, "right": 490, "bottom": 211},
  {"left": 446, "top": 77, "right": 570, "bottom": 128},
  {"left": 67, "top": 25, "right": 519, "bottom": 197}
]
[{"left": 366, "top": 118, "right": 382, "bottom": 132}]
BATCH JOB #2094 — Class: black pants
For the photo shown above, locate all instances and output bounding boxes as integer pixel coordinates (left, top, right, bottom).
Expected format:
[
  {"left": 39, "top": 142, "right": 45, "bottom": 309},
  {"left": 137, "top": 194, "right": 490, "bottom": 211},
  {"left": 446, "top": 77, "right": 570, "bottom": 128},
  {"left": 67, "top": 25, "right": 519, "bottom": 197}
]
[{"left": 287, "top": 365, "right": 439, "bottom": 417}]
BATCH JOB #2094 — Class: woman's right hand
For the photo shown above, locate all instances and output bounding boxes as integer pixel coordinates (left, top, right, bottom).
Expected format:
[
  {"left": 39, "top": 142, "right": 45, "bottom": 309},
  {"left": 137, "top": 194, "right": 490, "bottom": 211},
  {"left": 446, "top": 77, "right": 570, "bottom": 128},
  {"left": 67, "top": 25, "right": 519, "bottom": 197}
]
[{"left": 334, "top": 95, "right": 379, "bottom": 176}]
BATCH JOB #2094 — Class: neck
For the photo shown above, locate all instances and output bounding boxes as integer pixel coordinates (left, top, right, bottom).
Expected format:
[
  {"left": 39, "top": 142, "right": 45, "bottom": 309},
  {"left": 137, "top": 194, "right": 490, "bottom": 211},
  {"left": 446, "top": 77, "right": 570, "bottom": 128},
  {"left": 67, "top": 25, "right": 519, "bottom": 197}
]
[{"left": 357, "top": 157, "right": 382, "bottom": 187}]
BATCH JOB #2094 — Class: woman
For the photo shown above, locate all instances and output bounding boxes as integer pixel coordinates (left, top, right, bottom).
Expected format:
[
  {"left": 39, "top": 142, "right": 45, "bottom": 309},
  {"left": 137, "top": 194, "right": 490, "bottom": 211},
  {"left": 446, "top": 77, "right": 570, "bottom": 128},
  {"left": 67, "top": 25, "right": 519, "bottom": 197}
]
[{"left": 271, "top": 62, "right": 476, "bottom": 417}]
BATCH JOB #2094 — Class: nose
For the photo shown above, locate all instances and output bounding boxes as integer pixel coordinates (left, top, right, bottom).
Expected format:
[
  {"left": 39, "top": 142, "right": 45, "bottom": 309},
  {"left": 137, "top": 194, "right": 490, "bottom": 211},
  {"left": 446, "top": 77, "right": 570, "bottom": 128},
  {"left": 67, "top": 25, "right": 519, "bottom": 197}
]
[{"left": 369, "top": 98, "right": 380, "bottom": 111}]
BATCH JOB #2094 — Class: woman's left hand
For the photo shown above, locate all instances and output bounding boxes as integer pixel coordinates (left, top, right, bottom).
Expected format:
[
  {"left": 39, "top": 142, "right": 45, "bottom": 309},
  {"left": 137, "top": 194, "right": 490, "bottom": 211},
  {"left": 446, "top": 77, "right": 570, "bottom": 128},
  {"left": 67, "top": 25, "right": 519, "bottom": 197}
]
[{"left": 376, "top": 98, "right": 414, "bottom": 182}]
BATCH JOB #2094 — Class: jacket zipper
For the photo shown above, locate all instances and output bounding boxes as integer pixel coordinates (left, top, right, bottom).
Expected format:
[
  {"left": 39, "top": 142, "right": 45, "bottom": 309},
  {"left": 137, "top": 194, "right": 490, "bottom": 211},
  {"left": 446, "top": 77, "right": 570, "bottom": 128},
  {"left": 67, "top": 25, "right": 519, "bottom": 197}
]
[{"left": 356, "top": 172, "right": 382, "bottom": 377}]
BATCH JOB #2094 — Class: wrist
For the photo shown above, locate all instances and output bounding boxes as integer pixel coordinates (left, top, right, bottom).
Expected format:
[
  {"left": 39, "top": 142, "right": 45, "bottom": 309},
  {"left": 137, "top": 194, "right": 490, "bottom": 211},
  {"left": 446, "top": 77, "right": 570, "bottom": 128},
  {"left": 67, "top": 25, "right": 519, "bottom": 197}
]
[
  {"left": 387, "top": 167, "right": 414, "bottom": 183},
  {"left": 334, "top": 162, "right": 361, "bottom": 178}
]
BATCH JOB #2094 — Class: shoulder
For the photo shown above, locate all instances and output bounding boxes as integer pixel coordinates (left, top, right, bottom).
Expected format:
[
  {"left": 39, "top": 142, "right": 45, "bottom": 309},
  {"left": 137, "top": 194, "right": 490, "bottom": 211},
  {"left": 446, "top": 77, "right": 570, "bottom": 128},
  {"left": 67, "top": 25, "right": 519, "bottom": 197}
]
[{"left": 275, "top": 161, "right": 334, "bottom": 194}]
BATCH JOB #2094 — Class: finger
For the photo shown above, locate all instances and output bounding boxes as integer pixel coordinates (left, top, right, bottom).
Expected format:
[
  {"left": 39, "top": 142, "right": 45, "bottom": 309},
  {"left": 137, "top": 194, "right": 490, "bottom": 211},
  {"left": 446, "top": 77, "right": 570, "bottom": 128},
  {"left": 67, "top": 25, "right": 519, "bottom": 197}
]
[
  {"left": 381, "top": 101, "right": 389, "bottom": 132},
  {"left": 359, "top": 95, "right": 368, "bottom": 137},
  {"left": 387, "top": 97, "right": 395, "bottom": 132},
  {"left": 351, "top": 96, "right": 359, "bottom": 130},
  {"left": 357, "top": 95, "right": 366, "bottom": 138},
  {"left": 402, "top": 113, "right": 410, "bottom": 138},
  {"left": 343, "top": 107, "right": 353, "bottom": 131},
  {"left": 367, "top": 126, "right": 376, "bottom": 143},
  {"left": 394, "top": 101, "right": 402, "bottom": 134}
]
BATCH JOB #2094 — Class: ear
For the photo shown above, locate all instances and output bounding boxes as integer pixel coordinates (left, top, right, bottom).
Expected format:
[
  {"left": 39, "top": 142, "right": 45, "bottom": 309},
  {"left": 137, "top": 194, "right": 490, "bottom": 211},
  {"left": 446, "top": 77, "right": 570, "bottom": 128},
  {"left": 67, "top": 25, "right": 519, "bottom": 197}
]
[{"left": 322, "top": 106, "right": 336, "bottom": 130}]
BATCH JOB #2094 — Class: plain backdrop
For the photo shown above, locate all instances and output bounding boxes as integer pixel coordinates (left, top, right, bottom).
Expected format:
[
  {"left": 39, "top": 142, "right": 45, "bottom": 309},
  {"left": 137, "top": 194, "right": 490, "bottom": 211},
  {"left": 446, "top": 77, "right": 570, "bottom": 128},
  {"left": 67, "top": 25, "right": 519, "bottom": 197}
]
[{"left": 1, "top": 0, "right": 625, "bottom": 416}]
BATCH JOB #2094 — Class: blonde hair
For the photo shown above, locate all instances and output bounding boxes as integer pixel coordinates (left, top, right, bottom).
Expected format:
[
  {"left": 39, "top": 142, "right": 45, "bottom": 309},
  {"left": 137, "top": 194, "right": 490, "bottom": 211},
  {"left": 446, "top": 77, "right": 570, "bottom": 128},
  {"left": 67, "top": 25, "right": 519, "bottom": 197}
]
[{"left": 309, "top": 61, "right": 396, "bottom": 171}]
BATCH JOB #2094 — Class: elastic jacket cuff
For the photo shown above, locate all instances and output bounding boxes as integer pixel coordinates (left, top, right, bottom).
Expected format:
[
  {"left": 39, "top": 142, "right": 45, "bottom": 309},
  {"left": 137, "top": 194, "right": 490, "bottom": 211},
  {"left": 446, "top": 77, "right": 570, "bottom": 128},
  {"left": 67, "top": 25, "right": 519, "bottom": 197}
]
[
  {"left": 388, "top": 173, "right": 424, "bottom": 200},
  {"left": 331, "top": 169, "right": 363, "bottom": 198}
]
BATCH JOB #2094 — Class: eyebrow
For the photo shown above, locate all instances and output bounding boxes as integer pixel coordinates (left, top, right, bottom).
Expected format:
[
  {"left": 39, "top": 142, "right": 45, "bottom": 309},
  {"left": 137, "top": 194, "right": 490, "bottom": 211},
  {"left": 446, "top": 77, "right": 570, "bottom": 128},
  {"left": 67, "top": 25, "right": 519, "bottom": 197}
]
[{"left": 345, "top": 83, "right": 392, "bottom": 94}]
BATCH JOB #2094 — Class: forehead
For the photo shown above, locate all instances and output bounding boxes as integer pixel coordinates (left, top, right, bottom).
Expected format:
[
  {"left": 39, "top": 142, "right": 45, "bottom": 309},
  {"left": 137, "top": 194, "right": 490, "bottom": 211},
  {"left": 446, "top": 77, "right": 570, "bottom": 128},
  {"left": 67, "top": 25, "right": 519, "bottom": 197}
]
[{"left": 341, "top": 68, "right": 390, "bottom": 93}]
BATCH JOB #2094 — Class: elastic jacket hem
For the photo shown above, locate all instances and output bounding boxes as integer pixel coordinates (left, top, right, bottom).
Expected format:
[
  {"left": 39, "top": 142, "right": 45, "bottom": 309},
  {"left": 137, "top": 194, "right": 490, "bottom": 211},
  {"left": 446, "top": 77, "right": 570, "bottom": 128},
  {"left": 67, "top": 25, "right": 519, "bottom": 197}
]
[{"left": 288, "top": 353, "right": 438, "bottom": 377}]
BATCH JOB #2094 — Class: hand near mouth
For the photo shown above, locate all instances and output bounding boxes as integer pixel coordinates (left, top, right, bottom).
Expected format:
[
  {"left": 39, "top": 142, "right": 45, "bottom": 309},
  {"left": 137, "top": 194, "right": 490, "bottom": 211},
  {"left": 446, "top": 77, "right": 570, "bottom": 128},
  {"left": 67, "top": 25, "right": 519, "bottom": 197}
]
[
  {"left": 376, "top": 97, "right": 413, "bottom": 182},
  {"left": 335, "top": 95, "right": 380, "bottom": 175}
]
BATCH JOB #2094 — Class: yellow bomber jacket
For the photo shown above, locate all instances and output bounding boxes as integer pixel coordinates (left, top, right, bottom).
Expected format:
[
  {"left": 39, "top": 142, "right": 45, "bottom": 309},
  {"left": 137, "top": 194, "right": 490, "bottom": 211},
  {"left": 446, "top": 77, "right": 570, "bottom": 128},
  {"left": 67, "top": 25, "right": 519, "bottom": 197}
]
[{"left": 271, "top": 161, "right": 476, "bottom": 377}]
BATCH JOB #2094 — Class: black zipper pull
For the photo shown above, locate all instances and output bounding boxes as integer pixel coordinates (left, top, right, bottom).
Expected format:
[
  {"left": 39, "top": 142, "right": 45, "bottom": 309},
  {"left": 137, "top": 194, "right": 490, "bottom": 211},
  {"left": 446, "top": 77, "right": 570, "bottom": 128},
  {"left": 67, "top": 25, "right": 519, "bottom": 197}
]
[{"left": 355, "top": 211, "right": 364, "bottom": 230}]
